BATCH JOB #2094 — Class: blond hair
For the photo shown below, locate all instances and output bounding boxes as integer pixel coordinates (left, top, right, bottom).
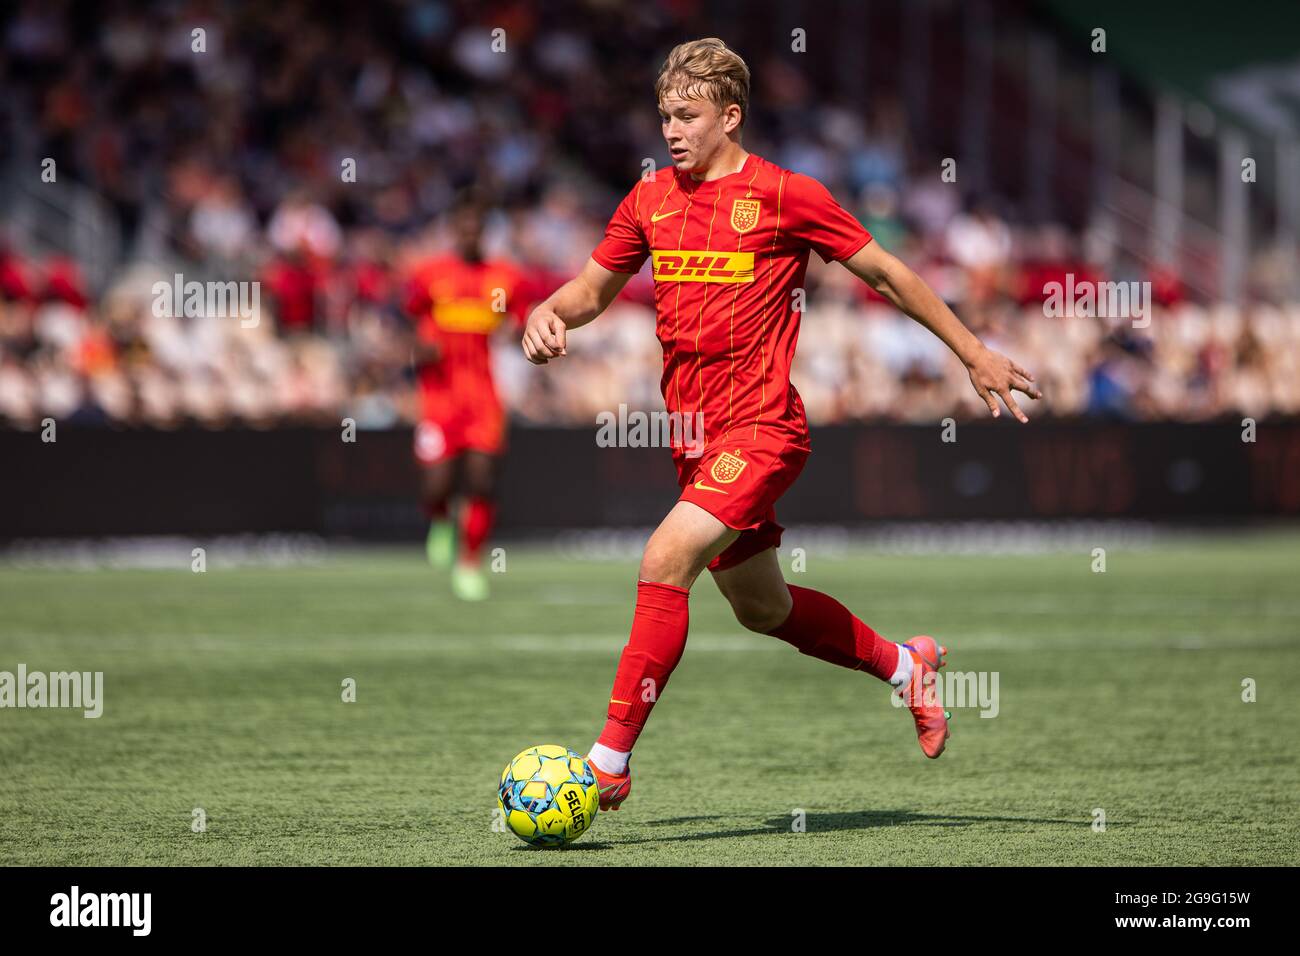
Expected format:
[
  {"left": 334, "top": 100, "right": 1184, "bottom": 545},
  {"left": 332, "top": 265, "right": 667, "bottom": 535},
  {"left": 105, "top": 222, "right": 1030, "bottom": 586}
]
[{"left": 655, "top": 38, "right": 750, "bottom": 127}]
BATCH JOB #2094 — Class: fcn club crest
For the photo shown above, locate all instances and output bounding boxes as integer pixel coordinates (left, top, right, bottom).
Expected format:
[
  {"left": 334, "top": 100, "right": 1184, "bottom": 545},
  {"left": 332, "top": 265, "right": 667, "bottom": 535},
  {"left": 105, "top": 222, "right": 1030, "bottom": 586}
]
[
  {"left": 710, "top": 450, "right": 748, "bottom": 484},
  {"left": 730, "top": 199, "right": 761, "bottom": 234}
]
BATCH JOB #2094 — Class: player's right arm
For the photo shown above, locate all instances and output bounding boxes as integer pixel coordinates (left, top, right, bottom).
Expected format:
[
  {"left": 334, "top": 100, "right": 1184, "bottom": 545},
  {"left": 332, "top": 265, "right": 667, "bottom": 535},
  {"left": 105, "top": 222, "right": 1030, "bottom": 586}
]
[
  {"left": 524, "top": 180, "right": 649, "bottom": 365},
  {"left": 522, "top": 258, "right": 633, "bottom": 365},
  {"left": 401, "top": 266, "right": 442, "bottom": 364}
]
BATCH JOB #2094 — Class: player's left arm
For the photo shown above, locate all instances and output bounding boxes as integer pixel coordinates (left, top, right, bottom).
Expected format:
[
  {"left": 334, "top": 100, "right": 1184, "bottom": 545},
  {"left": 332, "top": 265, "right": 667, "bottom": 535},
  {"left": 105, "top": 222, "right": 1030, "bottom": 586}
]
[{"left": 841, "top": 240, "right": 1042, "bottom": 422}]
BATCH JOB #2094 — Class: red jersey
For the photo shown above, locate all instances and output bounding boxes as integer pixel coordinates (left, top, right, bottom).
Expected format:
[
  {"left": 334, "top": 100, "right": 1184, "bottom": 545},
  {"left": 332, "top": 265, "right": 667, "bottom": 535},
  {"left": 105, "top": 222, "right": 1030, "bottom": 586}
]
[
  {"left": 405, "top": 254, "right": 530, "bottom": 424},
  {"left": 591, "top": 152, "right": 872, "bottom": 450}
]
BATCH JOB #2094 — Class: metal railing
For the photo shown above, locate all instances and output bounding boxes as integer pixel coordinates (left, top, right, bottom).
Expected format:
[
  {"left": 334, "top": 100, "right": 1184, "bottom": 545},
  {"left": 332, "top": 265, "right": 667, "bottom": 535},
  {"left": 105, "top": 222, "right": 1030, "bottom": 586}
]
[{"left": 1, "top": 164, "right": 122, "bottom": 295}]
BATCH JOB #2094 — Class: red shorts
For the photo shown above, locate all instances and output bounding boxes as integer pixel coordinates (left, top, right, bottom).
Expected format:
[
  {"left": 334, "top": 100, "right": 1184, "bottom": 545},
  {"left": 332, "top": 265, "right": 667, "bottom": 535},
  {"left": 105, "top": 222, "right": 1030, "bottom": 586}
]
[
  {"left": 414, "top": 412, "right": 505, "bottom": 465},
  {"left": 674, "top": 433, "right": 810, "bottom": 572}
]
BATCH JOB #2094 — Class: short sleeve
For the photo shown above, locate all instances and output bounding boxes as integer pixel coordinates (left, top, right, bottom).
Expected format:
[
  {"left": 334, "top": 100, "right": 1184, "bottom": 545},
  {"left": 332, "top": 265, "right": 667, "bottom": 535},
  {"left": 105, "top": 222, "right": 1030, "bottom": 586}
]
[
  {"left": 591, "top": 182, "right": 650, "bottom": 274},
  {"left": 784, "top": 173, "right": 873, "bottom": 263},
  {"left": 402, "top": 270, "right": 433, "bottom": 320}
]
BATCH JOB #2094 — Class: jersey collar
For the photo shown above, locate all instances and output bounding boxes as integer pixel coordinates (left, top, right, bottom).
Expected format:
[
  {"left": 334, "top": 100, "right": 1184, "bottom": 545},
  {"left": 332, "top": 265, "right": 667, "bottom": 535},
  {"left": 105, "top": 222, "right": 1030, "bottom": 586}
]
[{"left": 676, "top": 152, "right": 757, "bottom": 192}]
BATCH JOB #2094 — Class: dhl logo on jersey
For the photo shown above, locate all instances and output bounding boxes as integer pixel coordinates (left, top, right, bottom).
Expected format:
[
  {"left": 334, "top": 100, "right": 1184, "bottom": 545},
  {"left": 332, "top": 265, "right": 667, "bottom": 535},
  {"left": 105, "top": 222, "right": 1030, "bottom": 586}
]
[
  {"left": 651, "top": 250, "right": 755, "bottom": 283},
  {"left": 432, "top": 299, "right": 503, "bottom": 333}
]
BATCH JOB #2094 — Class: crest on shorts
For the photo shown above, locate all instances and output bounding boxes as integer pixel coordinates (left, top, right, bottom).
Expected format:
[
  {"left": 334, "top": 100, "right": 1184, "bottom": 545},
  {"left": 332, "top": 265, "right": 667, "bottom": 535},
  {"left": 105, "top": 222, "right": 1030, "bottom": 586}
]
[
  {"left": 730, "top": 199, "right": 761, "bottom": 234},
  {"left": 710, "top": 450, "right": 748, "bottom": 484}
]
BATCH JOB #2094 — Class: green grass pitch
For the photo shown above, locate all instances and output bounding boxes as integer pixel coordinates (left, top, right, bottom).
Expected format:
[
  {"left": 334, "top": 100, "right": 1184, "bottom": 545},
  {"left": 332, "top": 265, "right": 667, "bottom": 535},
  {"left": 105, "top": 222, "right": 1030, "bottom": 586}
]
[{"left": 1, "top": 531, "right": 1297, "bottom": 866}]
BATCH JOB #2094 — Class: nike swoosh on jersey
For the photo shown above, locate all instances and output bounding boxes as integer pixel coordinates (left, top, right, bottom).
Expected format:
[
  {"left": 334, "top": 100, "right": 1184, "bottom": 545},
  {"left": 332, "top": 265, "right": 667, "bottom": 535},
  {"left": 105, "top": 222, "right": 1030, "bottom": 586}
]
[
  {"left": 693, "top": 480, "right": 728, "bottom": 494},
  {"left": 650, "top": 208, "right": 684, "bottom": 222}
]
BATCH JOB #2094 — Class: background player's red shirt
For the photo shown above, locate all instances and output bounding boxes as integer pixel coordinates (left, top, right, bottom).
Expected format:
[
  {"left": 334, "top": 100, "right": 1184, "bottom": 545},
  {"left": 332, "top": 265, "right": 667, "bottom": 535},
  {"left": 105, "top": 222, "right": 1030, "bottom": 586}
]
[
  {"left": 405, "top": 254, "right": 531, "bottom": 424},
  {"left": 592, "top": 152, "right": 871, "bottom": 451}
]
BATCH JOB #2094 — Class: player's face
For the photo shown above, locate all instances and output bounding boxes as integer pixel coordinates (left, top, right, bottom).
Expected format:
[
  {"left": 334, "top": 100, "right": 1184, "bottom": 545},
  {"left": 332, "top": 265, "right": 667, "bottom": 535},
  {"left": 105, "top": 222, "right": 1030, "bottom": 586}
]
[
  {"left": 659, "top": 91, "right": 733, "bottom": 174},
  {"left": 452, "top": 208, "right": 485, "bottom": 258}
]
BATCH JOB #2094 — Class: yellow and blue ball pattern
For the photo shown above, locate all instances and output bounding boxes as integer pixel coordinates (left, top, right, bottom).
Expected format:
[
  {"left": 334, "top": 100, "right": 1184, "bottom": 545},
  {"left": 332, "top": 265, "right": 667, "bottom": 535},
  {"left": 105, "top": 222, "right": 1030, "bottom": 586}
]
[{"left": 498, "top": 745, "right": 600, "bottom": 847}]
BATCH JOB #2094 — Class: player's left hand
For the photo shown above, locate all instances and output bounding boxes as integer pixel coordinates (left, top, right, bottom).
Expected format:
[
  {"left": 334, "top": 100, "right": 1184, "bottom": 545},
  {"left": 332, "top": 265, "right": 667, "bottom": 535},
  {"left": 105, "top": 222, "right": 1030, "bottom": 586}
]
[{"left": 966, "top": 347, "right": 1041, "bottom": 423}]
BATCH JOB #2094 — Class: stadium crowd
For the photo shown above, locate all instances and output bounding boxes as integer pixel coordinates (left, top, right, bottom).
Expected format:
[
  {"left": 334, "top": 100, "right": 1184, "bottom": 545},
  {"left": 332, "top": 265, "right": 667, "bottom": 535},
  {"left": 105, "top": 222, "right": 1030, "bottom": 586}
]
[{"left": 1, "top": 0, "right": 1297, "bottom": 430}]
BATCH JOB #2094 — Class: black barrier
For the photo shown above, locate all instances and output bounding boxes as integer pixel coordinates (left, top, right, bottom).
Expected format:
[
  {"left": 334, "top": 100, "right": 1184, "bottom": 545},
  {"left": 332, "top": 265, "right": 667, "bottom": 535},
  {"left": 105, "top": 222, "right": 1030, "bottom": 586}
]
[{"left": 2, "top": 423, "right": 1298, "bottom": 539}]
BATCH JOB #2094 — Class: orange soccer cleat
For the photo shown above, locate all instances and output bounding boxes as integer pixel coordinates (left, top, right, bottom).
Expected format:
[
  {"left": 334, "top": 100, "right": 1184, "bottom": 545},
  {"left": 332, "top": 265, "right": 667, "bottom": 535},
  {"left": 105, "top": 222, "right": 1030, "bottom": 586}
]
[
  {"left": 898, "top": 636, "right": 950, "bottom": 758},
  {"left": 587, "top": 755, "right": 632, "bottom": 811}
]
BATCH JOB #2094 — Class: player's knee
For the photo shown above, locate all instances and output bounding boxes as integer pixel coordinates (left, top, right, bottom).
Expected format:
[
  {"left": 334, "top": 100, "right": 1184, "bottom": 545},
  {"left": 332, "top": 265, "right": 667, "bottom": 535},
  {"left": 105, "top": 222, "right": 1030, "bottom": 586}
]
[
  {"left": 464, "top": 479, "right": 496, "bottom": 499},
  {"left": 638, "top": 541, "right": 695, "bottom": 589},
  {"left": 461, "top": 455, "right": 498, "bottom": 497},
  {"left": 728, "top": 594, "right": 791, "bottom": 634},
  {"left": 420, "top": 465, "right": 453, "bottom": 500}
]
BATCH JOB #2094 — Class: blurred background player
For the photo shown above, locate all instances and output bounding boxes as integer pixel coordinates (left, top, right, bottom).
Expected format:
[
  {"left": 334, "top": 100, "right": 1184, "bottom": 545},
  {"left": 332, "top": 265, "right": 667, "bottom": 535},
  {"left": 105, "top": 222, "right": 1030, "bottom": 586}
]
[{"left": 405, "top": 193, "right": 532, "bottom": 601}]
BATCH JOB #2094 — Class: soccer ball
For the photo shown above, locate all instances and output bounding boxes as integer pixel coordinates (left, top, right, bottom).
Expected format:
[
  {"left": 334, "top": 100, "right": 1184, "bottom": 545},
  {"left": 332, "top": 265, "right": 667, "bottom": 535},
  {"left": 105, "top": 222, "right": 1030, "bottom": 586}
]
[{"left": 498, "top": 745, "right": 600, "bottom": 847}]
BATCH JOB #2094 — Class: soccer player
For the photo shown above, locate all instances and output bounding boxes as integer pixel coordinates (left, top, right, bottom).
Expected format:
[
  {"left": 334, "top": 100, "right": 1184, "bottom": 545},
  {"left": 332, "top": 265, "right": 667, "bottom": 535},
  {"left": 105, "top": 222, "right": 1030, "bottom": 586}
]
[
  {"left": 522, "top": 39, "right": 1041, "bottom": 807},
  {"left": 406, "top": 193, "right": 530, "bottom": 601}
]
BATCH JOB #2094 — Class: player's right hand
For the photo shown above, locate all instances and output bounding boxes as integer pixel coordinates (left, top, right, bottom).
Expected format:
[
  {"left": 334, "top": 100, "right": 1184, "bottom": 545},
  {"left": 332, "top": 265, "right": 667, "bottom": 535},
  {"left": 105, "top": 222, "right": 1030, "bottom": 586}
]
[{"left": 522, "top": 306, "right": 567, "bottom": 365}]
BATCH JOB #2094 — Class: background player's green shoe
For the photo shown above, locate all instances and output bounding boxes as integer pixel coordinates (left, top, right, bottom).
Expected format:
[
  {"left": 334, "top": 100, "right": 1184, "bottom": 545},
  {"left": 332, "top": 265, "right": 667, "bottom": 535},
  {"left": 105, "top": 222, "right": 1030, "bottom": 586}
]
[
  {"left": 426, "top": 520, "right": 455, "bottom": 569},
  {"left": 451, "top": 564, "right": 489, "bottom": 602}
]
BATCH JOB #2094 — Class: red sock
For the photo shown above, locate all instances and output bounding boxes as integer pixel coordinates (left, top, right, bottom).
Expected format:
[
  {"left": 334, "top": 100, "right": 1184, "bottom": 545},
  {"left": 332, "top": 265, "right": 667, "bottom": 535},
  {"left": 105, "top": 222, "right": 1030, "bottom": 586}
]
[
  {"left": 458, "top": 496, "right": 495, "bottom": 564},
  {"left": 596, "top": 580, "right": 690, "bottom": 754},
  {"left": 767, "top": 584, "right": 899, "bottom": 681}
]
